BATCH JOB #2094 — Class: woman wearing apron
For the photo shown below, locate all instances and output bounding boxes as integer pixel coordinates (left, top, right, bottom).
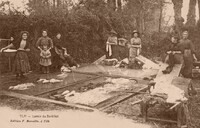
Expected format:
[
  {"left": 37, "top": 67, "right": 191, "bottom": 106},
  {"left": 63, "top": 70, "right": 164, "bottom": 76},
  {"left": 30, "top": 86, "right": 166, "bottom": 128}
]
[
  {"left": 128, "top": 30, "right": 142, "bottom": 67},
  {"left": 179, "top": 30, "right": 197, "bottom": 78}
]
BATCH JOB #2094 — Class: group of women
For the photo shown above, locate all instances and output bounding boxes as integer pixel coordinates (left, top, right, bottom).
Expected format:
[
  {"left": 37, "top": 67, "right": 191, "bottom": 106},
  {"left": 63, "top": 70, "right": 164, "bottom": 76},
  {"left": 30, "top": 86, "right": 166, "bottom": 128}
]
[
  {"left": 0, "top": 28, "right": 197, "bottom": 79},
  {"left": 0, "top": 30, "right": 78, "bottom": 79},
  {"left": 106, "top": 29, "right": 197, "bottom": 78}
]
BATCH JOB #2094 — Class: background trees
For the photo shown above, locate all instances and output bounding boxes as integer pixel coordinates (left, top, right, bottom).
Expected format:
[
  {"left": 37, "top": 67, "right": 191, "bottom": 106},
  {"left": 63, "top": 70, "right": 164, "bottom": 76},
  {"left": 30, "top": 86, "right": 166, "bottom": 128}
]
[{"left": 0, "top": 0, "right": 200, "bottom": 71}]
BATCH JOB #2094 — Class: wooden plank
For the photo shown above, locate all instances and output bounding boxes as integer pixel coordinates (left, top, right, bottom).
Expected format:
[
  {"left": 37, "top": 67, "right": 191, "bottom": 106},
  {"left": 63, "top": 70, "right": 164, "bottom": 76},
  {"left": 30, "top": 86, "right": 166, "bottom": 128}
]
[
  {"left": 72, "top": 70, "right": 142, "bottom": 82},
  {"left": 1, "top": 91, "right": 97, "bottom": 112},
  {"left": 34, "top": 76, "right": 101, "bottom": 96},
  {"left": 98, "top": 85, "right": 149, "bottom": 111},
  {"left": 131, "top": 100, "right": 143, "bottom": 105},
  {"left": 93, "top": 55, "right": 106, "bottom": 64},
  {"left": 135, "top": 55, "right": 159, "bottom": 69},
  {"left": 170, "top": 102, "right": 181, "bottom": 110},
  {"left": 172, "top": 77, "right": 191, "bottom": 97},
  {"left": 148, "top": 117, "right": 177, "bottom": 124},
  {"left": 177, "top": 104, "right": 183, "bottom": 128},
  {"left": 152, "top": 64, "right": 183, "bottom": 93},
  {"left": 154, "top": 64, "right": 182, "bottom": 84},
  {"left": 141, "top": 101, "right": 148, "bottom": 122}
]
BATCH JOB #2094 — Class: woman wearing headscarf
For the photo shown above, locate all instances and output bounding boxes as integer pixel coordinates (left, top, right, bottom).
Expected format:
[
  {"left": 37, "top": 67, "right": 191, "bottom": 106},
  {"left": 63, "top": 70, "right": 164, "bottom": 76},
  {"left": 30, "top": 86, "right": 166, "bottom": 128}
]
[{"left": 0, "top": 31, "right": 31, "bottom": 78}]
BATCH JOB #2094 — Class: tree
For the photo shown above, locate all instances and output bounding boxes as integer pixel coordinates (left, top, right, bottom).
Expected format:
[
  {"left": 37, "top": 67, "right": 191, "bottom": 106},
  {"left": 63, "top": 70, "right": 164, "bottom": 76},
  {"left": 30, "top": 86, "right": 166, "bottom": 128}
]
[
  {"left": 186, "top": 0, "right": 197, "bottom": 27},
  {"left": 172, "top": 0, "right": 184, "bottom": 35}
]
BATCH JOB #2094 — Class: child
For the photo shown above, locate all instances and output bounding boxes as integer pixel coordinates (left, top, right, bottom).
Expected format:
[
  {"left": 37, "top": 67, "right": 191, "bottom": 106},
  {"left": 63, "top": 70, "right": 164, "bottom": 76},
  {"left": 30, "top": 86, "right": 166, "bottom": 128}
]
[
  {"left": 39, "top": 45, "right": 52, "bottom": 74},
  {"left": 162, "top": 35, "right": 183, "bottom": 74}
]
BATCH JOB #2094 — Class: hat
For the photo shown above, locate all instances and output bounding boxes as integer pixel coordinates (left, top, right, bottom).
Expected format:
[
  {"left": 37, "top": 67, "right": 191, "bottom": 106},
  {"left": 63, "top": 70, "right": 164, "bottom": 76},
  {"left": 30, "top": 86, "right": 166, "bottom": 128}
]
[
  {"left": 110, "top": 30, "right": 117, "bottom": 35},
  {"left": 20, "top": 31, "right": 29, "bottom": 36},
  {"left": 132, "top": 30, "right": 140, "bottom": 35}
]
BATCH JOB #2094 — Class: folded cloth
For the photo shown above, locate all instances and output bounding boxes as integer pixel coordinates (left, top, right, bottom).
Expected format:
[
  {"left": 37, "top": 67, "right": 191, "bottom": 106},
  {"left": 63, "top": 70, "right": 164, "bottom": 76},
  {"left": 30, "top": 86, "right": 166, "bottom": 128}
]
[{"left": 106, "top": 42, "right": 112, "bottom": 57}]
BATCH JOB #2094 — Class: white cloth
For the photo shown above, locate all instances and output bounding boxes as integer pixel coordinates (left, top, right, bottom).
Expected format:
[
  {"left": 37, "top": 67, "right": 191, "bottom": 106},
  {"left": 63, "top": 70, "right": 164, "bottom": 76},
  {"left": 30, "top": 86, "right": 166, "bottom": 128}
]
[{"left": 106, "top": 42, "right": 112, "bottom": 57}]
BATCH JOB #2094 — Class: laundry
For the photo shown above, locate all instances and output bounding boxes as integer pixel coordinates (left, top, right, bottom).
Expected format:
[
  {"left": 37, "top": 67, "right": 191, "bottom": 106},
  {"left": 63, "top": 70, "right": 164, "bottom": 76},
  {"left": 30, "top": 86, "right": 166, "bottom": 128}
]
[
  {"left": 61, "top": 90, "right": 70, "bottom": 95},
  {"left": 63, "top": 78, "right": 137, "bottom": 106},
  {"left": 57, "top": 73, "right": 69, "bottom": 78},
  {"left": 37, "top": 78, "right": 63, "bottom": 84},
  {"left": 61, "top": 66, "right": 72, "bottom": 73},
  {"left": 9, "top": 83, "right": 35, "bottom": 90},
  {"left": 151, "top": 83, "right": 187, "bottom": 103}
]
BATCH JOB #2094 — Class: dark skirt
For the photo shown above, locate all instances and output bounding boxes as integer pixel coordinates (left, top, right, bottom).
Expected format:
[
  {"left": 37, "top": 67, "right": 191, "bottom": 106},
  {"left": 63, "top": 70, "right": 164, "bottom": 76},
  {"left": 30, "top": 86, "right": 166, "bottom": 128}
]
[
  {"left": 13, "top": 50, "right": 30, "bottom": 74},
  {"left": 181, "top": 49, "right": 193, "bottom": 78}
]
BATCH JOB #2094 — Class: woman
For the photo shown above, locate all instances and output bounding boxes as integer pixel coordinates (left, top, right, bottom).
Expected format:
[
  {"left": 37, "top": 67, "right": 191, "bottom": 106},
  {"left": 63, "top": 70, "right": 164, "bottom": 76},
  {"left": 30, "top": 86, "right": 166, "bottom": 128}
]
[
  {"left": 0, "top": 31, "right": 31, "bottom": 78},
  {"left": 179, "top": 30, "right": 197, "bottom": 78},
  {"left": 36, "top": 30, "right": 53, "bottom": 72},
  {"left": 129, "top": 30, "right": 142, "bottom": 64},
  {"left": 162, "top": 34, "right": 183, "bottom": 74},
  {"left": 53, "top": 33, "right": 79, "bottom": 69},
  {"left": 106, "top": 30, "right": 118, "bottom": 59},
  {"left": 52, "top": 33, "right": 63, "bottom": 70},
  {"left": 36, "top": 30, "right": 53, "bottom": 51}
]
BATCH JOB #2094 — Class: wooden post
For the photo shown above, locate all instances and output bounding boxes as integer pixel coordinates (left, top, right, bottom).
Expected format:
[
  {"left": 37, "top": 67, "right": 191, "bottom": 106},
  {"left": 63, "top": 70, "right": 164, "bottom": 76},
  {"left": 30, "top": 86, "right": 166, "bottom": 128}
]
[
  {"left": 141, "top": 101, "right": 148, "bottom": 122},
  {"left": 177, "top": 104, "right": 183, "bottom": 128}
]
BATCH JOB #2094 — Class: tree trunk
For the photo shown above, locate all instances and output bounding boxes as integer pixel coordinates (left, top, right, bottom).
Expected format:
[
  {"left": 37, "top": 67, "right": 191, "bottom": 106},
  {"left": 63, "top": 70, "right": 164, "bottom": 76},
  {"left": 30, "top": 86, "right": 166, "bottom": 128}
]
[
  {"left": 198, "top": 0, "right": 200, "bottom": 20},
  {"left": 172, "top": 0, "right": 184, "bottom": 35},
  {"left": 53, "top": 0, "right": 56, "bottom": 8},
  {"left": 117, "top": 0, "right": 122, "bottom": 11},
  {"left": 57, "top": 0, "right": 61, "bottom": 7},
  {"left": 158, "top": 1, "right": 164, "bottom": 32},
  {"left": 186, "top": 0, "right": 197, "bottom": 27}
]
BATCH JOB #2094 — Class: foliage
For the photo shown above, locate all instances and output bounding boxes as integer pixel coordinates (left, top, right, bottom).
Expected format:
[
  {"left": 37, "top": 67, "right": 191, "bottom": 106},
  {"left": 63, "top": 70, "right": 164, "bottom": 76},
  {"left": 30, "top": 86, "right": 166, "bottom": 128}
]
[{"left": 0, "top": 0, "right": 173, "bottom": 71}]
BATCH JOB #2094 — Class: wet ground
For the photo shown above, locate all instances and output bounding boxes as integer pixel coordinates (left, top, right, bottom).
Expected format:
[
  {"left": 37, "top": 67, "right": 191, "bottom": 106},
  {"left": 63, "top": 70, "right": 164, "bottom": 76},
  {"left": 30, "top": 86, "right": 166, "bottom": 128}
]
[{"left": 0, "top": 66, "right": 200, "bottom": 128}]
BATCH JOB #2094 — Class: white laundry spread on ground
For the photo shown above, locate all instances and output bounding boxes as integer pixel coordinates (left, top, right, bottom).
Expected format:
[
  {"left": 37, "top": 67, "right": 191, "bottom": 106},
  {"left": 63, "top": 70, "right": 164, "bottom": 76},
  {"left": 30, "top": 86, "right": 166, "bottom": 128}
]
[
  {"left": 57, "top": 73, "right": 69, "bottom": 78},
  {"left": 61, "top": 66, "right": 72, "bottom": 73},
  {"left": 64, "top": 78, "right": 137, "bottom": 106},
  {"left": 37, "top": 78, "right": 63, "bottom": 84},
  {"left": 9, "top": 83, "right": 35, "bottom": 90},
  {"left": 151, "top": 83, "right": 186, "bottom": 103}
]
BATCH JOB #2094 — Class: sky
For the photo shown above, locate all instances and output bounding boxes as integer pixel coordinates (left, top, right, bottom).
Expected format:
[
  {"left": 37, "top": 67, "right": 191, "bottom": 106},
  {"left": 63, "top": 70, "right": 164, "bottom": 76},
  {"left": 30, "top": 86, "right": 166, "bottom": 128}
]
[{"left": 0, "top": 0, "right": 199, "bottom": 25}]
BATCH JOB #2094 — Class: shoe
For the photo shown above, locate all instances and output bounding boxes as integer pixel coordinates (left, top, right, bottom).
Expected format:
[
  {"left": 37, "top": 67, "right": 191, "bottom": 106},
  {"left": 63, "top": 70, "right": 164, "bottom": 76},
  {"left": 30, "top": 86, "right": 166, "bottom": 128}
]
[{"left": 162, "top": 70, "right": 169, "bottom": 74}]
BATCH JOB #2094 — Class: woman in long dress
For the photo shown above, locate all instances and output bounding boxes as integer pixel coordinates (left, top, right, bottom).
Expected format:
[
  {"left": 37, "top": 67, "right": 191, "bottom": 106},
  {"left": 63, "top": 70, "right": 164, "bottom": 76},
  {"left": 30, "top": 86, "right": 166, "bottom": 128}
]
[
  {"left": 128, "top": 30, "right": 142, "bottom": 66},
  {"left": 179, "top": 30, "right": 197, "bottom": 78},
  {"left": 106, "top": 30, "right": 118, "bottom": 59},
  {"left": 0, "top": 31, "right": 31, "bottom": 78}
]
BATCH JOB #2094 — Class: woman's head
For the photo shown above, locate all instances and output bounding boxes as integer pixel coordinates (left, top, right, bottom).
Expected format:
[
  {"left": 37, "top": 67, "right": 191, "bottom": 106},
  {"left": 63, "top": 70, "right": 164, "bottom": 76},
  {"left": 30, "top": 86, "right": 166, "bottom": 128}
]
[
  {"left": 20, "top": 31, "right": 29, "bottom": 40},
  {"left": 110, "top": 30, "right": 117, "bottom": 37},
  {"left": 132, "top": 30, "right": 140, "bottom": 38},
  {"left": 182, "top": 30, "right": 189, "bottom": 39},
  {"left": 171, "top": 36, "right": 179, "bottom": 44},
  {"left": 56, "top": 33, "right": 61, "bottom": 39},
  {"left": 42, "top": 30, "right": 48, "bottom": 37}
]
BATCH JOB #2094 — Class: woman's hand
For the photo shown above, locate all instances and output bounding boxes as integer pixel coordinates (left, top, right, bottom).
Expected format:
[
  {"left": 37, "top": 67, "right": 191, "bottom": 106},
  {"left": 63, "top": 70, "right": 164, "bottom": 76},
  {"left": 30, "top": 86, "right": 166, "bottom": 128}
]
[
  {"left": 193, "top": 54, "right": 198, "bottom": 62},
  {"left": 167, "top": 51, "right": 172, "bottom": 54},
  {"left": 0, "top": 48, "right": 6, "bottom": 52}
]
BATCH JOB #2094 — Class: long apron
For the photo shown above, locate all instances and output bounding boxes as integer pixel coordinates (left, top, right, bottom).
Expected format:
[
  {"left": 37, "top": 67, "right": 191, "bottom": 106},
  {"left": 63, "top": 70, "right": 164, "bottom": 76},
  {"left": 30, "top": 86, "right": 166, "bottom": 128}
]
[{"left": 182, "top": 49, "right": 193, "bottom": 77}]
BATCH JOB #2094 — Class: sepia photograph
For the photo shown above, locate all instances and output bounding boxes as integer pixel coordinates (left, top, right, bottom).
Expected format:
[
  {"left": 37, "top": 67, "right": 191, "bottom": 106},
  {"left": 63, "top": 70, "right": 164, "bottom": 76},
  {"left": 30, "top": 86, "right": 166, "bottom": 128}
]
[{"left": 0, "top": 0, "right": 200, "bottom": 128}]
